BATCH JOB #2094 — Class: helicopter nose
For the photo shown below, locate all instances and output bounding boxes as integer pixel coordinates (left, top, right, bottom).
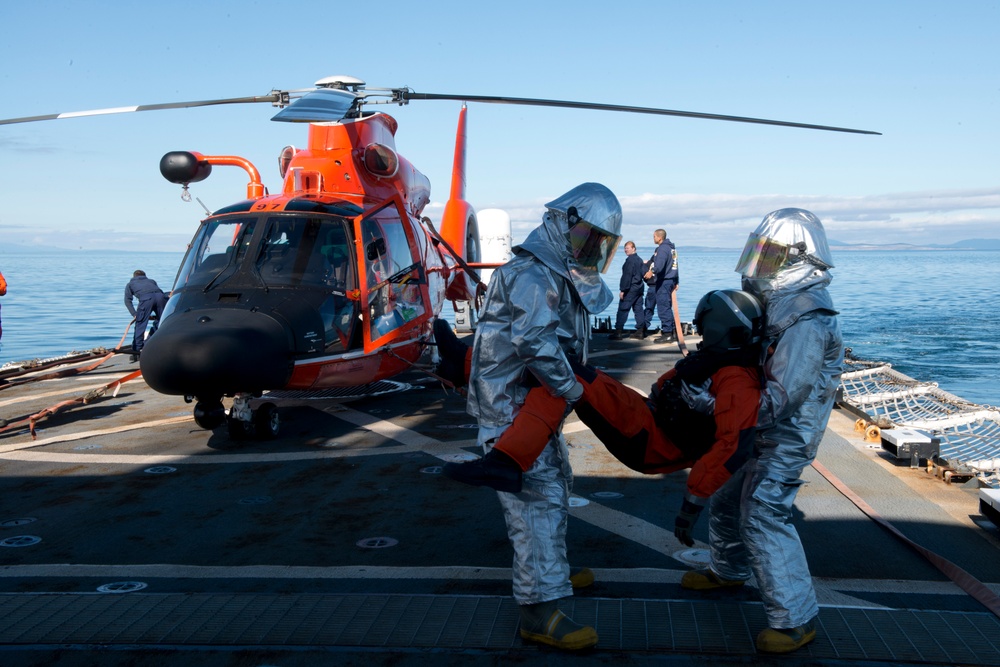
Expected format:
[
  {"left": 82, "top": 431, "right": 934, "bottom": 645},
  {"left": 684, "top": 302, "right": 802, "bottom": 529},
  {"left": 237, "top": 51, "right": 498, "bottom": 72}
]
[{"left": 140, "top": 308, "right": 292, "bottom": 396}]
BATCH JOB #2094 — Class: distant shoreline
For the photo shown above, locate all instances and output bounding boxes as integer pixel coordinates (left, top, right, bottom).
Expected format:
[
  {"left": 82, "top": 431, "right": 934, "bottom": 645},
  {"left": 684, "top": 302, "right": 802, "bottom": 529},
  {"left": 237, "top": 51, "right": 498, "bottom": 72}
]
[
  {"left": 3, "top": 242, "right": 1000, "bottom": 255},
  {"left": 677, "top": 244, "right": 1000, "bottom": 252}
]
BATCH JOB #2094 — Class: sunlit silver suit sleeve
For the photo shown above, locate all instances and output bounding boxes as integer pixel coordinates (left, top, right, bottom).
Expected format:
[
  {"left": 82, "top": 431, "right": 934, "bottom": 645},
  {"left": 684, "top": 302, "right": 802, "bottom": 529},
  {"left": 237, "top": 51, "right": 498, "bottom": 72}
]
[
  {"left": 709, "top": 207, "right": 843, "bottom": 630},
  {"left": 468, "top": 259, "right": 588, "bottom": 427}
]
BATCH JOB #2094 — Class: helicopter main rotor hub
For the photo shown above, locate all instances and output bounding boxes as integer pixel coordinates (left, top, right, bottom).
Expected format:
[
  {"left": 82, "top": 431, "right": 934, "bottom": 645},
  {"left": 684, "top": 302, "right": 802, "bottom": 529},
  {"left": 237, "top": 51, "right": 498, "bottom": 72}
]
[{"left": 315, "top": 75, "right": 366, "bottom": 92}]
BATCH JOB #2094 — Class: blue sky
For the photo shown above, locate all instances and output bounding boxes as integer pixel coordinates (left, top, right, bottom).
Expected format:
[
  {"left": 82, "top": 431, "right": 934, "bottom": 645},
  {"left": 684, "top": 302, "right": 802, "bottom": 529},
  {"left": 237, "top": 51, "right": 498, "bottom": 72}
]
[{"left": 1, "top": 1, "right": 998, "bottom": 251}]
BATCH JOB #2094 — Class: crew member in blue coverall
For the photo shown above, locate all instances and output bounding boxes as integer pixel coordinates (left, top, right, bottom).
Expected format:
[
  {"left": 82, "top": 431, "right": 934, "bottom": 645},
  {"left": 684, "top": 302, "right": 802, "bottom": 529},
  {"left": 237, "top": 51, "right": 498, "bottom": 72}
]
[
  {"left": 609, "top": 240, "right": 644, "bottom": 340},
  {"left": 637, "top": 228, "right": 678, "bottom": 343},
  {"left": 680, "top": 208, "right": 843, "bottom": 655},
  {"left": 124, "top": 270, "right": 169, "bottom": 360}
]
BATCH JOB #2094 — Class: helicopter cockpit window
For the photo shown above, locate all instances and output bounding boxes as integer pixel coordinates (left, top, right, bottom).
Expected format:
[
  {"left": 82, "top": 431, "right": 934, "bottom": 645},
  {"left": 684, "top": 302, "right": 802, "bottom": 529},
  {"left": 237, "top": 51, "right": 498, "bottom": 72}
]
[
  {"left": 250, "top": 215, "right": 360, "bottom": 353},
  {"left": 255, "top": 216, "right": 356, "bottom": 290},
  {"left": 174, "top": 217, "right": 255, "bottom": 290}
]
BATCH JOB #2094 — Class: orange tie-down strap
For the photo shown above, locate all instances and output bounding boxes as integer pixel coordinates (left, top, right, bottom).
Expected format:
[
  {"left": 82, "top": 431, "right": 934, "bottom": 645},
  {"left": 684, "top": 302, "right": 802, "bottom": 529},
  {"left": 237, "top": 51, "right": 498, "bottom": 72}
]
[
  {"left": 0, "top": 357, "right": 143, "bottom": 439},
  {"left": 811, "top": 460, "right": 1000, "bottom": 619}
]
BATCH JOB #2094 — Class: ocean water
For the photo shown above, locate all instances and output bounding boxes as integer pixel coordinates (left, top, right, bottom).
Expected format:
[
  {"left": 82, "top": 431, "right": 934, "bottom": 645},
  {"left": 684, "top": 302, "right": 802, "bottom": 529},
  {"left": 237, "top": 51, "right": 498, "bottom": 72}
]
[{"left": 2, "top": 247, "right": 998, "bottom": 407}]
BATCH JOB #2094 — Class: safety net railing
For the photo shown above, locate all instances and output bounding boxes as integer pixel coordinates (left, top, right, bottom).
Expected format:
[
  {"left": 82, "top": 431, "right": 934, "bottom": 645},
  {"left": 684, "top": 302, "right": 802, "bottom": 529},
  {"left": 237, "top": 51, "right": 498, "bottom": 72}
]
[{"left": 839, "top": 352, "right": 1000, "bottom": 488}]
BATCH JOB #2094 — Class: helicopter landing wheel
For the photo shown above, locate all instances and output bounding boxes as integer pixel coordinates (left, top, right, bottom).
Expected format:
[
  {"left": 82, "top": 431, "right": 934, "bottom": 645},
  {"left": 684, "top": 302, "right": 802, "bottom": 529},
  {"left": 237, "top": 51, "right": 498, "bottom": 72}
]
[
  {"left": 193, "top": 399, "right": 225, "bottom": 430},
  {"left": 254, "top": 402, "right": 280, "bottom": 439},
  {"left": 227, "top": 412, "right": 256, "bottom": 440}
]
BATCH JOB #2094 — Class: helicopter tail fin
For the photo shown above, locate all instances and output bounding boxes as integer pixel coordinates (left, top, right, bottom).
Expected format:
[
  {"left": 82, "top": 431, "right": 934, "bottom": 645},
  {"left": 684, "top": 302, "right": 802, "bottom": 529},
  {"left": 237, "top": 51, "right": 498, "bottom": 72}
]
[{"left": 441, "top": 104, "right": 481, "bottom": 301}]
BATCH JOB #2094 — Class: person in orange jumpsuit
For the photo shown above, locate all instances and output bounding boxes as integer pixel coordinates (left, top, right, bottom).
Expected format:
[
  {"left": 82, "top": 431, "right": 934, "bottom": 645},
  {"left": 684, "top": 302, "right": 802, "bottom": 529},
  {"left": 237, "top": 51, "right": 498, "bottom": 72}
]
[
  {"left": 437, "top": 288, "right": 765, "bottom": 545},
  {"left": 0, "top": 270, "right": 7, "bottom": 343}
]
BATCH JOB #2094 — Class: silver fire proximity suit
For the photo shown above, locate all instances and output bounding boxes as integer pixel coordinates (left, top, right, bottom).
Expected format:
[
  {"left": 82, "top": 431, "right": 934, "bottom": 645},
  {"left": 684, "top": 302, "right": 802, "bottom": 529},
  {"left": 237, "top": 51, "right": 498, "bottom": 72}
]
[
  {"left": 707, "top": 208, "right": 843, "bottom": 629},
  {"left": 467, "top": 183, "right": 621, "bottom": 605}
]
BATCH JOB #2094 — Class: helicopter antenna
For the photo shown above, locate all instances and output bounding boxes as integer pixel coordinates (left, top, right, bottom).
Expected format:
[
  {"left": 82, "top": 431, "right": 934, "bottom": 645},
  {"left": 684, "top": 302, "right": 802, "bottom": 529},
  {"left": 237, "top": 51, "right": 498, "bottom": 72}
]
[{"left": 195, "top": 197, "right": 211, "bottom": 216}]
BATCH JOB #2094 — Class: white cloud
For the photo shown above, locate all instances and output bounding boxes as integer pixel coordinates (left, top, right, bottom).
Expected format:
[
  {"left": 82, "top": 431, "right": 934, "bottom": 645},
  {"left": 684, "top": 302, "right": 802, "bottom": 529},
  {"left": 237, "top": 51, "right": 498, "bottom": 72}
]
[
  {"left": 4, "top": 187, "right": 998, "bottom": 251},
  {"left": 464, "top": 186, "right": 1000, "bottom": 247}
]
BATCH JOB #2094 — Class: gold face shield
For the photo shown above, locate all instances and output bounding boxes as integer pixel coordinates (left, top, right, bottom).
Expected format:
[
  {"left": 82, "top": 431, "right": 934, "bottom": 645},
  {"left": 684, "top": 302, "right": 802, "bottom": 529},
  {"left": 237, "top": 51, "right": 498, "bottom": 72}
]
[
  {"left": 734, "top": 233, "right": 807, "bottom": 279},
  {"left": 567, "top": 219, "right": 621, "bottom": 273}
]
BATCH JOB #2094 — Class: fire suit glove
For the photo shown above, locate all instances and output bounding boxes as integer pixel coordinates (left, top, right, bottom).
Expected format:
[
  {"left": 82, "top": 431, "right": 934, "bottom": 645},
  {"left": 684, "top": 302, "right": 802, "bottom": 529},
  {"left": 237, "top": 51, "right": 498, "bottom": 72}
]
[
  {"left": 673, "top": 499, "right": 704, "bottom": 547},
  {"left": 561, "top": 380, "right": 584, "bottom": 419},
  {"left": 680, "top": 378, "right": 715, "bottom": 415}
]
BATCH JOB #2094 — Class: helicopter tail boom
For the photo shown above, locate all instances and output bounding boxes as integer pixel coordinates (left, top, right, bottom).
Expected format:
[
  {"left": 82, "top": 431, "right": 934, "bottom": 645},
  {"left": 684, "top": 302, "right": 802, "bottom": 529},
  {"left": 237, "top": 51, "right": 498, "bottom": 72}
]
[{"left": 438, "top": 105, "right": 482, "bottom": 301}]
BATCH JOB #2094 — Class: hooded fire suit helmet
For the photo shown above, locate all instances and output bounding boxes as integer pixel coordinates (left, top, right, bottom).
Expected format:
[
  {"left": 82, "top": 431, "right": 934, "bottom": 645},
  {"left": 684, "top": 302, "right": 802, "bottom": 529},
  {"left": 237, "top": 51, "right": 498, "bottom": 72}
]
[
  {"left": 735, "top": 208, "right": 833, "bottom": 280},
  {"left": 544, "top": 183, "right": 622, "bottom": 274},
  {"left": 693, "top": 289, "right": 764, "bottom": 354}
]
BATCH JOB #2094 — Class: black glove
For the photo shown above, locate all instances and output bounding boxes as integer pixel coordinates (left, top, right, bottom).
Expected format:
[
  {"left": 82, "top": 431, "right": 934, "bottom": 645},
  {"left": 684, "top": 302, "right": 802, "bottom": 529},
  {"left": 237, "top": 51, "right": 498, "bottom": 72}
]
[
  {"left": 680, "top": 379, "right": 715, "bottom": 415},
  {"left": 674, "top": 499, "right": 705, "bottom": 547}
]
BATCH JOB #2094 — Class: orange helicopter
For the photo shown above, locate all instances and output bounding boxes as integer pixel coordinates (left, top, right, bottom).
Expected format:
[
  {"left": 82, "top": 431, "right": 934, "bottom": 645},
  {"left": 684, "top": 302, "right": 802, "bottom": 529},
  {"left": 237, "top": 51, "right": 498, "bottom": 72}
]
[{"left": 1, "top": 76, "right": 879, "bottom": 439}]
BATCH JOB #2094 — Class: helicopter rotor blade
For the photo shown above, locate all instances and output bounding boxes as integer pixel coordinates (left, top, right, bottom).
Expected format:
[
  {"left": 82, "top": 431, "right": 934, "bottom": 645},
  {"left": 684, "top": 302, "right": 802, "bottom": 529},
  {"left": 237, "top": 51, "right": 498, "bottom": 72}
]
[
  {"left": 399, "top": 91, "right": 881, "bottom": 136},
  {"left": 0, "top": 93, "right": 287, "bottom": 126}
]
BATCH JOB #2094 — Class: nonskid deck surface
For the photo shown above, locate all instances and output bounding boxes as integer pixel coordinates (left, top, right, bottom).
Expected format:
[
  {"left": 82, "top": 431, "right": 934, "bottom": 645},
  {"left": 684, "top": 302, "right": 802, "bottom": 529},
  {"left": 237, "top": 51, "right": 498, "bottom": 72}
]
[
  {"left": 1, "top": 337, "right": 999, "bottom": 664},
  {"left": 1, "top": 592, "right": 998, "bottom": 665}
]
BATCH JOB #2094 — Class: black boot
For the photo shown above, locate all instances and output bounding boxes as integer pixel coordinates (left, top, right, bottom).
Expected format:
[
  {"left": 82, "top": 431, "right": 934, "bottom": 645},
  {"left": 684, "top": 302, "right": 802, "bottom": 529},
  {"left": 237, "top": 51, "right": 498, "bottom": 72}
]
[
  {"left": 443, "top": 448, "right": 523, "bottom": 493},
  {"left": 629, "top": 327, "right": 647, "bottom": 340},
  {"left": 433, "top": 318, "right": 470, "bottom": 387},
  {"left": 608, "top": 328, "right": 624, "bottom": 340}
]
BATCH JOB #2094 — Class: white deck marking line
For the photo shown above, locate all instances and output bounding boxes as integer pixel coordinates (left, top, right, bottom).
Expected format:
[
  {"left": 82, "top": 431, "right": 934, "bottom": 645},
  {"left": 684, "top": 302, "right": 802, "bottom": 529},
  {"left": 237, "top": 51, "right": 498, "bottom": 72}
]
[
  {"left": 587, "top": 346, "right": 687, "bottom": 359},
  {"left": 0, "top": 446, "right": 424, "bottom": 465},
  {"left": 567, "top": 501, "right": 678, "bottom": 557},
  {"left": 328, "top": 406, "right": 482, "bottom": 460},
  {"left": 0, "top": 384, "right": 108, "bottom": 408},
  {"left": 0, "top": 416, "right": 195, "bottom": 454},
  {"left": 0, "top": 564, "right": 991, "bottom": 598}
]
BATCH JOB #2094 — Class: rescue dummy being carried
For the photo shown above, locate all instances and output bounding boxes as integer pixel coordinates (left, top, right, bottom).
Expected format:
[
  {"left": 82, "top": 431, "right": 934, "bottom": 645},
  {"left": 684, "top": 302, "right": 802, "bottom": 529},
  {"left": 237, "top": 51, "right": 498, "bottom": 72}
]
[{"left": 437, "top": 287, "right": 765, "bottom": 548}]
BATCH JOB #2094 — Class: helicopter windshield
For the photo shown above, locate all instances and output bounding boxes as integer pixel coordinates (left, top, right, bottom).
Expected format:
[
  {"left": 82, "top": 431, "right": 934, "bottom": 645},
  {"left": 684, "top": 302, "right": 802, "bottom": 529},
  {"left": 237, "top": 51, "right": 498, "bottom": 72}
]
[{"left": 173, "top": 217, "right": 256, "bottom": 291}]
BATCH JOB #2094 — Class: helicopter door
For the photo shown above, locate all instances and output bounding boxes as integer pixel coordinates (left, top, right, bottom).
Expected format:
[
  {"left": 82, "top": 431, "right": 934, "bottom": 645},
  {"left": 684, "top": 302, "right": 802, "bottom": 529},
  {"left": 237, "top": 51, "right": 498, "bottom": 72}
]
[{"left": 356, "top": 197, "right": 429, "bottom": 349}]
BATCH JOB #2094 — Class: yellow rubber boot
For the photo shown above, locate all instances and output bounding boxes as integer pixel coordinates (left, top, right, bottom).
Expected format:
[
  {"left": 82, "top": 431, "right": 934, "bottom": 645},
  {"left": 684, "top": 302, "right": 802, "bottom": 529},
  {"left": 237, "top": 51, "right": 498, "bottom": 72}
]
[
  {"left": 680, "top": 568, "right": 746, "bottom": 591},
  {"left": 569, "top": 567, "right": 594, "bottom": 589},
  {"left": 519, "top": 600, "right": 598, "bottom": 651},
  {"left": 756, "top": 621, "right": 817, "bottom": 653}
]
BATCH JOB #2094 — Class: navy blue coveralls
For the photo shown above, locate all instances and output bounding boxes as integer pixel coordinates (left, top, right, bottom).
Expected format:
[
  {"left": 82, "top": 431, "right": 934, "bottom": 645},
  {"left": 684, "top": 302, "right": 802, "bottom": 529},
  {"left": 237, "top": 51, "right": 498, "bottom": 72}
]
[
  {"left": 615, "top": 251, "right": 645, "bottom": 331},
  {"left": 125, "top": 275, "right": 168, "bottom": 353},
  {"left": 642, "top": 238, "right": 679, "bottom": 334}
]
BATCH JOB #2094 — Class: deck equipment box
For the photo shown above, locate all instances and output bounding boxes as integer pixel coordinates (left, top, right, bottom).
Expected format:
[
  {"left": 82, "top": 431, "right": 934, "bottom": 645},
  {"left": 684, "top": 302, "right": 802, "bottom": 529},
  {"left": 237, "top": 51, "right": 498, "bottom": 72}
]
[
  {"left": 881, "top": 427, "right": 940, "bottom": 467},
  {"left": 981, "top": 489, "right": 1000, "bottom": 529}
]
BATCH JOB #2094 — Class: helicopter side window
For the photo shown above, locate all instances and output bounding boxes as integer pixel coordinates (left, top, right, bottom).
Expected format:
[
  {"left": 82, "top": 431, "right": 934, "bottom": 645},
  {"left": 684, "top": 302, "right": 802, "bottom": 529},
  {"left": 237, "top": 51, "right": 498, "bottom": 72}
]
[
  {"left": 361, "top": 219, "right": 390, "bottom": 289},
  {"left": 359, "top": 205, "right": 425, "bottom": 343},
  {"left": 361, "top": 212, "right": 416, "bottom": 287},
  {"left": 369, "top": 267, "right": 427, "bottom": 340}
]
